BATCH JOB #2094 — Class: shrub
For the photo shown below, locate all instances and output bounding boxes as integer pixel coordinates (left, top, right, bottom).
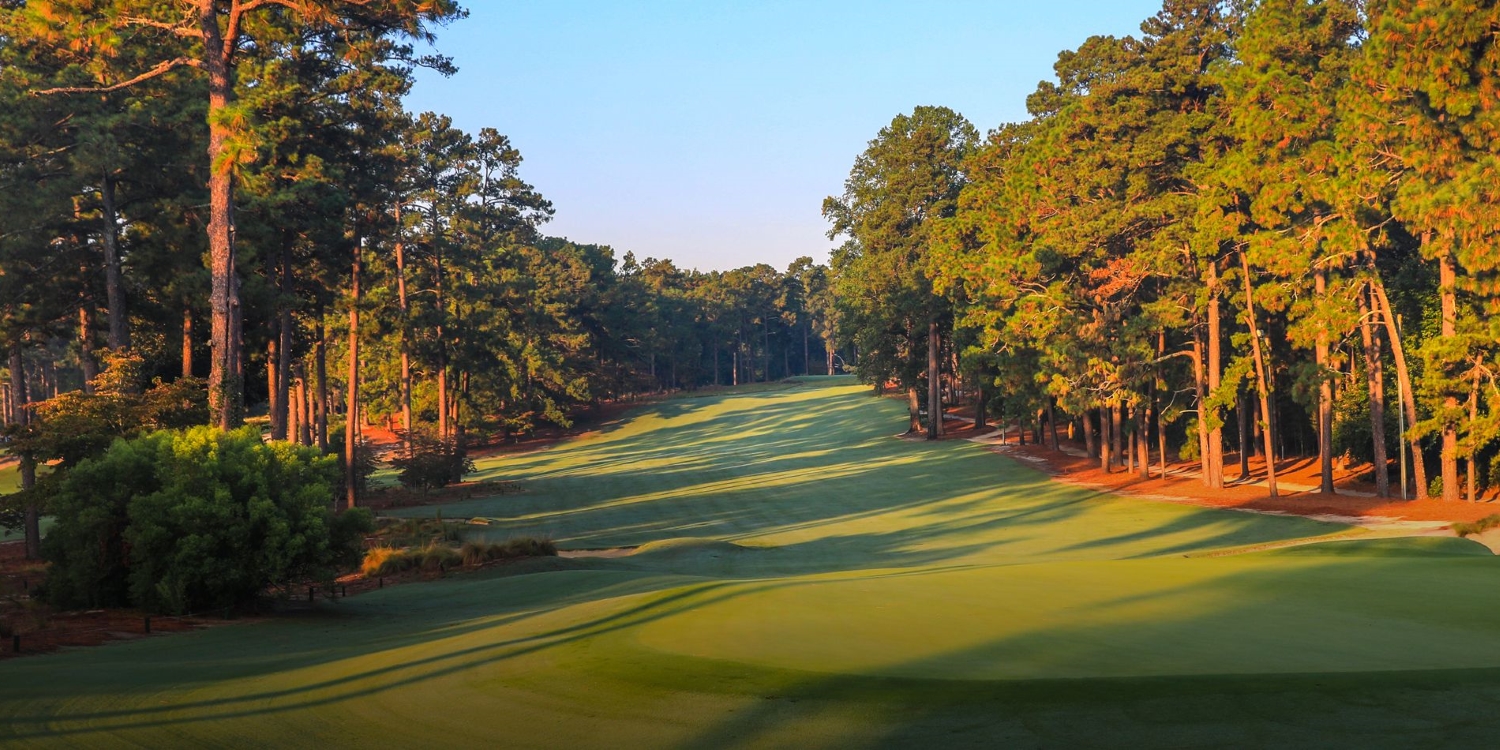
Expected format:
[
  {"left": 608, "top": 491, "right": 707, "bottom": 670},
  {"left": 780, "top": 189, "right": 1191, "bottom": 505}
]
[
  {"left": 363, "top": 536, "right": 556, "bottom": 578},
  {"left": 1453, "top": 514, "right": 1500, "bottom": 538},
  {"left": 459, "top": 541, "right": 490, "bottom": 566},
  {"left": 419, "top": 544, "right": 462, "bottom": 572},
  {"left": 390, "top": 430, "right": 474, "bottom": 491},
  {"left": 361, "top": 547, "right": 419, "bottom": 577},
  {"left": 494, "top": 536, "right": 557, "bottom": 558},
  {"left": 44, "top": 427, "right": 368, "bottom": 614},
  {"left": 459, "top": 537, "right": 558, "bottom": 566}
]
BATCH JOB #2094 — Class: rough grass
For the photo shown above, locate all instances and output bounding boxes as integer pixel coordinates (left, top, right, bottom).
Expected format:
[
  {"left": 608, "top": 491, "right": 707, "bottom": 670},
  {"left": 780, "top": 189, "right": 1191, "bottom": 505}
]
[{"left": 4, "top": 378, "right": 1500, "bottom": 748}]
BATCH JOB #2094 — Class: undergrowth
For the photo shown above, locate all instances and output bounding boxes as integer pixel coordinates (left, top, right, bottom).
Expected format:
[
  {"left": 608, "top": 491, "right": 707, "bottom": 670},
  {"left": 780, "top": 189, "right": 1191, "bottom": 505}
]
[{"left": 361, "top": 536, "right": 557, "bottom": 578}]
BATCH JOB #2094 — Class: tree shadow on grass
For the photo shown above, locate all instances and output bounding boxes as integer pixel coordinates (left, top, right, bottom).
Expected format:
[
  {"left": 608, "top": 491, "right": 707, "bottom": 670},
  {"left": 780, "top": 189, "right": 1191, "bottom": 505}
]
[{"left": 667, "top": 555, "right": 1500, "bottom": 749}]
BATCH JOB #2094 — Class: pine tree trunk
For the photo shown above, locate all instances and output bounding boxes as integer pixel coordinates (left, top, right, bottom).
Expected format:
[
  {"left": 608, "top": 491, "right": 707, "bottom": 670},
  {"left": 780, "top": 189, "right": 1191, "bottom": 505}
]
[
  {"left": 289, "top": 369, "right": 303, "bottom": 445},
  {"left": 907, "top": 386, "right": 921, "bottom": 433},
  {"left": 182, "top": 305, "right": 193, "bottom": 378},
  {"left": 927, "top": 319, "right": 941, "bottom": 439},
  {"left": 1315, "top": 268, "right": 1335, "bottom": 494},
  {"left": 1468, "top": 371, "right": 1479, "bottom": 503},
  {"left": 1048, "top": 398, "right": 1060, "bottom": 450},
  {"left": 344, "top": 238, "right": 361, "bottom": 509},
  {"left": 1241, "top": 250, "right": 1279, "bottom": 497},
  {"left": 1359, "top": 286, "right": 1390, "bottom": 497},
  {"left": 1111, "top": 402, "right": 1123, "bottom": 469},
  {"left": 1206, "top": 261, "right": 1225, "bottom": 488},
  {"left": 1192, "top": 334, "right": 1211, "bottom": 485},
  {"left": 99, "top": 173, "right": 129, "bottom": 350},
  {"left": 6, "top": 345, "right": 21, "bottom": 429},
  {"left": 1371, "top": 278, "right": 1427, "bottom": 498},
  {"left": 1237, "top": 388, "right": 1252, "bottom": 481},
  {"left": 9, "top": 344, "right": 38, "bottom": 559},
  {"left": 267, "top": 335, "right": 279, "bottom": 434},
  {"left": 78, "top": 305, "right": 97, "bottom": 392},
  {"left": 974, "top": 383, "right": 986, "bottom": 429},
  {"left": 1099, "top": 407, "right": 1112, "bottom": 472},
  {"left": 315, "top": 322, "right": 329, "bottom": 451},
  {"left": 1083, "top": 407, "right": 1097, "bottom": 458},
  {"left": 271, "top": 241, "right": 292, "bottom": 441},
  {"left": 201, "top": 5, "right": 241, "bottom": 430},
  {"left": 1158, "top": 404, "right": 1168, "bottom": 479},
  {"left": 1137, "top": 402, "right": 1150, "bottom": 479},
  {"left": 1439, "top": 253, "right": 1459, "bottom": 501}
]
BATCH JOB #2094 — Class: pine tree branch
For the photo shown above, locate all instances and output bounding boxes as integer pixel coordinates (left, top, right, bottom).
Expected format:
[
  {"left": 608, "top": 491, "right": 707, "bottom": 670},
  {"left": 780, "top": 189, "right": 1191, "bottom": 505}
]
[
  {"left": 33, "top": 57, "right": 202, "bottom": 95},
  {"left": 119, "top": 15, "right": 203, "bottom": 38}
]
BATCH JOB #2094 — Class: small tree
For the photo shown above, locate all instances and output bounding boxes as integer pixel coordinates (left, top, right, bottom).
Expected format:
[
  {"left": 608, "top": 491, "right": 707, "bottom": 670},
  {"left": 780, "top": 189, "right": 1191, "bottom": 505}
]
[{"left": 390, "top": 429, "right": 473, "bottom": 491}]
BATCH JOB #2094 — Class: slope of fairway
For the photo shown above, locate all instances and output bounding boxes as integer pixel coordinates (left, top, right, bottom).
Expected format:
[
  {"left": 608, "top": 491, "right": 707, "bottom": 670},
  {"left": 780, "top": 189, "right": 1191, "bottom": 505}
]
[{"left": 5, "top": 377, "right": 1500, "bottom": 749}]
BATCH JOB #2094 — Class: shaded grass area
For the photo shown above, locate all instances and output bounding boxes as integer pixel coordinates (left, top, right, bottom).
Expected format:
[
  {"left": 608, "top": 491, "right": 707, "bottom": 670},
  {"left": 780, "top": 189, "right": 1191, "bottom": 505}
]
[{"left": 3, "top": 377, "right": 1500, "bottom": 748}]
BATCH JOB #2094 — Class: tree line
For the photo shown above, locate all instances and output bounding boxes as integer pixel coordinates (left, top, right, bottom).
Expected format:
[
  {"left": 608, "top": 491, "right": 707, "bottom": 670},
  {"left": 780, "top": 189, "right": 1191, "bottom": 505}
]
[
  {"left": 829, "top": 0, "right": 1500, "bottom": 504},
  {"left": 0, "top": 1, "right": 839, "bottom": 559}
]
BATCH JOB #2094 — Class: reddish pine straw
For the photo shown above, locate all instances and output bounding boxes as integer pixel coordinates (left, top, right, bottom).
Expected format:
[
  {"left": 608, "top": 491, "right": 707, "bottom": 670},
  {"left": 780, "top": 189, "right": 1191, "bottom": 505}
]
[{"left": 1004, "top": 439, "right": 1499, "bottom": 524}]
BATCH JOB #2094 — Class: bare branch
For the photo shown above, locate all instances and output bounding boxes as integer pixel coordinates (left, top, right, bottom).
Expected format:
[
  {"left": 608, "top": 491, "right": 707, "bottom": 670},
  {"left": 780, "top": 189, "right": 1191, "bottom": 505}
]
[
  {"left": 119, "top": 15, "right": 203, "bottom": 38},
  {"left": 33, "top": 57, "right": 201, "bottom": 95}
]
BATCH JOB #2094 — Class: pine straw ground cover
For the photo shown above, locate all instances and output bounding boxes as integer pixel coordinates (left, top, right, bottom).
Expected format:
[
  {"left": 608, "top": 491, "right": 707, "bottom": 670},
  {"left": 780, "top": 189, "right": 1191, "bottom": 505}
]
[{"left": 4, "top": 378, "right": 1500, "bottom": 747}]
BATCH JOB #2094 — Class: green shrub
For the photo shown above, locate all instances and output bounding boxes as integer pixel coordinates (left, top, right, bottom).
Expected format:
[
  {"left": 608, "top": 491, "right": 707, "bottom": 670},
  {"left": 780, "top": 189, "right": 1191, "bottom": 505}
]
[
  {"left": 44, "top": 427, "right": 369, "bottom": 614},
  {"left": 390, "top": 430, "right": 474, "bottom": 491}
]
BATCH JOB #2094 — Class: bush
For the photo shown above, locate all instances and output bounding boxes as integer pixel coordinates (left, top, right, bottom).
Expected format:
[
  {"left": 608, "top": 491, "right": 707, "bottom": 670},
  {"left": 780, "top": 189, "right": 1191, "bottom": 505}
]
[
  {"left": 1453, "top": 514, "right": 1500, "bottom": 538},
  {"left": 460, "top": 537, "right": 557, "bottom": 566},
  {"left": 44, "top": 427, "right": 369, "bottom": 614},
  {"left": 390, "top": 430, "right": 474, "bottom": 491},
  {"left": 366, "top": 536, "right": 557, "bottom": 577},
  {"left": 419, "top": 545, "right": 462, "bottom": 572},
  {"left": 361, "top": 547, "right": 419, "bottom": 577}
]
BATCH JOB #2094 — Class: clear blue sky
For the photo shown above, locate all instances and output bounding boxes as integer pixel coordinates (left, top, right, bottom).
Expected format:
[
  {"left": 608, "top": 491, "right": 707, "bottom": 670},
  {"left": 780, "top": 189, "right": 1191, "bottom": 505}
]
[{"left": 405, "top": 0, "right": 1166, "bottom": 272}]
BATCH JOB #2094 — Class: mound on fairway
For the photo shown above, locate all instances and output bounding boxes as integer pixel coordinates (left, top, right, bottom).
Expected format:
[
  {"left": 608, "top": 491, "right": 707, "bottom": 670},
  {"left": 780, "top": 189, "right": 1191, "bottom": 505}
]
[{"left": 4, "top": 378, "right": 1500, "bottom": 748}]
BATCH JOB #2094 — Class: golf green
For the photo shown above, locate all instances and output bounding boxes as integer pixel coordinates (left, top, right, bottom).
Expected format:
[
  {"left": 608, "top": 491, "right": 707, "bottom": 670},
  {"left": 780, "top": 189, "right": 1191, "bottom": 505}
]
[{"left": 5, "top": 377, "right": 1500, "bottom": 748}]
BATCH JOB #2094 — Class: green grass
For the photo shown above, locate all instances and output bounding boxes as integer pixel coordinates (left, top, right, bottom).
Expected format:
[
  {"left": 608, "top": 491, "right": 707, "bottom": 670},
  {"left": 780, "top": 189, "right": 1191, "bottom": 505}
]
[
  {"left": 4, "top": 378, "right": 1500, "bottom": 747},
  {"left": 0, "top": 461, "right": 19, "bottom": 494},
  {"left": 0, "top": 462, "right": 53, "bottom": 543}
]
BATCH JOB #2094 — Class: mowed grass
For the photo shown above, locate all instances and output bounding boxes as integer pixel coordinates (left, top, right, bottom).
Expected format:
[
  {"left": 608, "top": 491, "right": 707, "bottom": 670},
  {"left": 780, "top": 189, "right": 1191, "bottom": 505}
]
[{"left": 5, "top": 377, "right": 1500, "bottom": 747}]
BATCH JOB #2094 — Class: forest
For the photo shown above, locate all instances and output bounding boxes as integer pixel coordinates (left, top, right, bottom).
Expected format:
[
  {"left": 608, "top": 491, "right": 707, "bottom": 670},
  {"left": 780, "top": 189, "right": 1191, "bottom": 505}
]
[
  {"left": 2, "top": 1, "right": 1498, "bottom": 560},
  {"left": 0, "top": 1, "right": 839, "bottom": 559},
  {"left": 9, "top": 2, "right": 1500, "bottom": 746},
  {"left": 828, "top": 0, "right": 1500, "bottom": 507}
]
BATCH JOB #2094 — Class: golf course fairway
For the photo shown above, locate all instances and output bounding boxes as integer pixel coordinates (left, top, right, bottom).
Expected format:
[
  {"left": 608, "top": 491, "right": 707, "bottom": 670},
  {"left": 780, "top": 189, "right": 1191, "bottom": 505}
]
[{"left": 5, "top": 377, "right": 1500, "bottom": 748}]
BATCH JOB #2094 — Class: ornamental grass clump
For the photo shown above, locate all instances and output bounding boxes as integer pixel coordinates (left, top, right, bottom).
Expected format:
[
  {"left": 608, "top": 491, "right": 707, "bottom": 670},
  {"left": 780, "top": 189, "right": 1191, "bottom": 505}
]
[{"left": 1453, "top": 514, "right": 1500, "bottom": 538}]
